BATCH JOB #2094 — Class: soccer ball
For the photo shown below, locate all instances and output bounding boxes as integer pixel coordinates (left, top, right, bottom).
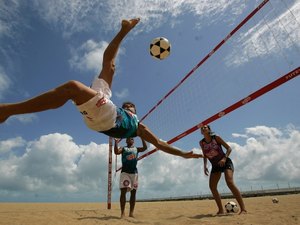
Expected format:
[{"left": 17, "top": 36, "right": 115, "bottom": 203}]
[
  {"left": 149, "top": 37, "right": 171, "bottom": 60},
  {"left": 272, "top": 198, "right": 279, "bottom": 203},
  {"left": 225, "top": 201, "right": 239, "bottom": 213}
]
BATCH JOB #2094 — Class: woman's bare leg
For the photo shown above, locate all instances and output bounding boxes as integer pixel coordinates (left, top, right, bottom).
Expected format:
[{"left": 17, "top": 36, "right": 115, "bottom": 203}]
[
  {"left": 209, "top": 172, "right": 224, "bottom": 214},
  {"left": 0, "top": 80, "right": 96, "bottom": 123},
  {"left": 224, "top": 169, "right": 247, "bottom": 214}
]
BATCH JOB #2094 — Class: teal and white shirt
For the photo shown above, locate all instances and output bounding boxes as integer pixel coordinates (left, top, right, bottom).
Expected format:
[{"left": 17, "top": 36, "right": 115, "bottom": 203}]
[{"left": 121, "top": 146, "right": 138, "bottom": 174}]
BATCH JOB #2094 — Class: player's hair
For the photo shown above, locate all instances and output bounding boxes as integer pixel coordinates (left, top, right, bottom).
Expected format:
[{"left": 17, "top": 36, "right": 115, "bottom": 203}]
[
  {"left": 201, "top": 124, "right": 211, "bottom": 131},
  {"left": 201, "top": 124, "right": 215, "bottom": 136},
  {"left": 122, "top": 101, "right": 136, "bottom": 113}
]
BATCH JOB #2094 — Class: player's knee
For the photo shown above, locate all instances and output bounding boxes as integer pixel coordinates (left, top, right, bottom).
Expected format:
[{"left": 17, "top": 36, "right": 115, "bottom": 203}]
[
  {"left": 209, "top": 183, "right": 216, "bottom": 190},
  {"left": 63, "top": 80, "right": 84, "bottom": 92},
  {"left": 226, "top": 180, "right": 235, "bottom": 188},
  {"left": 55, "top": 80, "right": 86, "bottom": 99},
  {"left": 210, "top": 187, "right": 218, "bottom": 193}
]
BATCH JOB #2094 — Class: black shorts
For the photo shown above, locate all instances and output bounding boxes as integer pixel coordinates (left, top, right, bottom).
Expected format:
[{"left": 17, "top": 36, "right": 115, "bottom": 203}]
[{"left": 211, "top": 157, "right": 234, "bottom": 173}]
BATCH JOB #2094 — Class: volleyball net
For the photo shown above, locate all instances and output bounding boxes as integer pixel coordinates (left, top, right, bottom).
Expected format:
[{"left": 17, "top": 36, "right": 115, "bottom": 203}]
[
  {"left": 107, "top": 0, "right": 300, "bottom": 207},
  {"left": 121, "top": 0, "right": 299, "bottom": 166},
  {"left": 140, "top": 0, "right": 299, "bottom": 146}
]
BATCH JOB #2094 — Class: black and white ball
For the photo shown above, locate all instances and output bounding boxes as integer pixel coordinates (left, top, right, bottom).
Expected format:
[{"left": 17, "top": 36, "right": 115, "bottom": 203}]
[
  {"left": 272, "top": 198, "right": 279, "bottom": 203},
  {"left": 149, "top": 37, "right": 171, "bottom": 60},
  {"left": 225, "top": 201, "right": 239, "bottom": 213}
]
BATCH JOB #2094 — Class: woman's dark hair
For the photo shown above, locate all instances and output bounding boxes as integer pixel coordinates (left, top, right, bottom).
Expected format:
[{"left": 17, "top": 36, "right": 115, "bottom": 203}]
[
  {"left": 201, "top": 125, "right": 211, "bottom": 131},
  {"left": 201, "top": 124, "right": 215, "bottom": 136}
]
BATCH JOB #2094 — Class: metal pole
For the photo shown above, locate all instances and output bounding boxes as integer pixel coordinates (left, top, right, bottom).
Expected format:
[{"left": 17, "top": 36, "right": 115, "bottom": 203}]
[{"left": 107, "top": 137, "right": 113, "bottom": 209}]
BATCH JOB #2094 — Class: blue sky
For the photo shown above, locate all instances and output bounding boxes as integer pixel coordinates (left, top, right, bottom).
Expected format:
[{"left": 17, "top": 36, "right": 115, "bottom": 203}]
[{"left": 0, "top": 0, "right": 299, "bottom": 202}]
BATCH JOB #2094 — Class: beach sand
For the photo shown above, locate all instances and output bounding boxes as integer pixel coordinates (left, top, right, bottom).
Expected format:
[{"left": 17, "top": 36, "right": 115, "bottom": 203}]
[{"left": 0, "top": 194, "right": 299, "bottom": 225}]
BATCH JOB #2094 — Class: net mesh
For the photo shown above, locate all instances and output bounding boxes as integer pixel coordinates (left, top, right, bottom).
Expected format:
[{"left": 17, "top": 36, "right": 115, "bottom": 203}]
[{"left": 140, "top": 0, "right": 300, "bottom": 149}]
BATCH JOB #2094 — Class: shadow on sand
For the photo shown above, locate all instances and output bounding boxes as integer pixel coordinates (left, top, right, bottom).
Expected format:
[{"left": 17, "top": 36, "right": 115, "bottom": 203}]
[
  {"left": 77, "top": 215, "right": 120, "bottom": 221},
  {"left": 190, "top": 213, "right": 232, "bottom": 219},
  {"left": 77, "top": 215, "right": 143, "bottom": 224}
]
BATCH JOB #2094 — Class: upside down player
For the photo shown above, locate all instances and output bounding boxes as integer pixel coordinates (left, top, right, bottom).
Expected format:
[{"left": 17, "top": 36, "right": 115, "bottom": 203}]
[{"left": 0, "top": 18, "right": 202, "bottom": 159}]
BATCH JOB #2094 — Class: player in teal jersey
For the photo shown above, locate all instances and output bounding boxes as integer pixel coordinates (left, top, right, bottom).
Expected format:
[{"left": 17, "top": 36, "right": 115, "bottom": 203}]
[{"left": 114, "top": 137, "right": 147, "bottom": 218}]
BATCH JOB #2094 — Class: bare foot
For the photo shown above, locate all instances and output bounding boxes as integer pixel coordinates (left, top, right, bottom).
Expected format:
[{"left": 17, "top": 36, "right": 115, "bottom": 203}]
[
  {"left": 239, "top": 210, "right": 247, "bottom": 215},
  {"left": 129, "top": 213, "right": 135, "bottom": 218},
  {"left": 121, "top": 18, "right": 140, "bottom": 32},
  {"left": 121, "top": 213, "right": 126, "bottom": 219},
  {"left": 216, "top": 211, "right": 225, "bottom": 215}
]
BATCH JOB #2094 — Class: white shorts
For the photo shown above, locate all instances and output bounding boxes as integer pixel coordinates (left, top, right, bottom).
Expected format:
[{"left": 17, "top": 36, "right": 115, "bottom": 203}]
[
  {"left": 90, "top": 77, "right": 111, "bottom": 96},
  {"left": 119, "top": 172, "right": 138, "bottom": 192},
  {"left": 76, "top": 78, "right": 117, "bottom": 131}
]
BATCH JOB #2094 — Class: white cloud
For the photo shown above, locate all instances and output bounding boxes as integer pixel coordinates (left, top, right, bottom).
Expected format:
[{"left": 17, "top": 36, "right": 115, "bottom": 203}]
[
  {"left": 0, "top": 66, "right": 12, "bottom": 100},
  {"left": 232, "top": 133, "right": 248, "bottom": 138},
  {"left": 31, "top": 0, "right": 97, "bottom": 37},
  {"left": 2, "top": 0, "right": 297, "bottom": 76},
  {"left": 101, "top": 0, "right": 244, "bottom": 34},
  {"left": 230, "top": 125, "right": 300, "bottom": 182},
  {"left": 0, "top": 133, "right": 109, "bottom": 198},
  {"left": 138, "top": 151, "right": 204, "bottom": 197},
  {"left": 0, "top": 0, "right": 21, "bottom": 39},
  {"left": 6, "top": 114, "right": 38, "bottom": 124},
  {"left": 0, "top": 137, "right": 26, "bottom": 154},
  {"left": 115, "top": 88, "right": 129, "bottom": 99},
  {"left": 135, "top": 124, "right": 300, "bottom": 197},
  {"left": 69, "top": 39, "right": 126, "bottom": 74},
  {"left": 0, "top": 125, "right": 299, "bottom": 201},
  {"left": 69, "top": 40, "right": 108, "bottom": 73},
  {"left": 30, "top": 0, "right": 243, "bottom": 36},
  {"left": 225, "top": 1, "right": 300, "bottom": 67}
]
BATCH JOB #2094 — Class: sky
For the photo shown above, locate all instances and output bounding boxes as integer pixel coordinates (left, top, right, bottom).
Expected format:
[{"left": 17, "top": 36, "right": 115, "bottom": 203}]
[{"left": 0, "top": 0, "right": 299, "bottom": 203}]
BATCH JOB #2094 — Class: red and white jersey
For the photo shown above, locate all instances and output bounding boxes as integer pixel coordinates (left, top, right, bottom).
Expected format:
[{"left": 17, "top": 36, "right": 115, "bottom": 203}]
[{"left": 200, "top": 135, "right": 225, "bottom": 166}]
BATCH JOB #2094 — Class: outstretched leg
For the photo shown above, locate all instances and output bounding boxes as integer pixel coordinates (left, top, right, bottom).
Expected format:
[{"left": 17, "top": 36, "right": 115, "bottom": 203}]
[
  {"left": 137, "top": 123, "right": 202, "bottom": 158},
  {"left": 0, "top": 80, "right": 96, "bottom": 123},
  {"left": 0, "top": 18, "right": 140, "bottom": 124},
  {"left": 99, "top": 18, "right": 140, "bottom": 88}
]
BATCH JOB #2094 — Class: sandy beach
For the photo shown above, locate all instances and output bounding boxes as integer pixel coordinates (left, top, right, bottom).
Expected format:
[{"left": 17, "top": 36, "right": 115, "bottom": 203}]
[{"left": 0, "top": 194, "right": 299, "bottom": 225}]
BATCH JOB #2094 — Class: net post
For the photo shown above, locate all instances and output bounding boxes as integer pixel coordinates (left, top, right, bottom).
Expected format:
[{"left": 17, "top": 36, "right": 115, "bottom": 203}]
[{"left": 107, "top": 137, "right": 113, "bottom": 209}]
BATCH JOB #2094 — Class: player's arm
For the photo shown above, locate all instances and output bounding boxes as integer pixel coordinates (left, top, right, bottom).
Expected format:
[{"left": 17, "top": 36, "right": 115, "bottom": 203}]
[
  {"left": 114, "top": 138, "right": 123, "bottom": 155},
  {"left": 199, "top": 140, "right": 209, "bottom": 176},
  {"left": 215, "top": 135, "right": 232, "bottom": 158},
  {"left": 137, "top": 138, "right": 148, "bottom": 153}
]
